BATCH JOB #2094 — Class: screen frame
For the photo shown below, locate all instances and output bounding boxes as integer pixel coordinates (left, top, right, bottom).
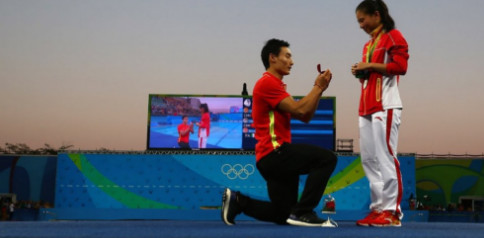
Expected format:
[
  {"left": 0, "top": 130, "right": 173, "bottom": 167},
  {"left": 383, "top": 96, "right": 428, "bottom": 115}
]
[{"left": 146, "top": 94, "right": 336, "bottom": 151}]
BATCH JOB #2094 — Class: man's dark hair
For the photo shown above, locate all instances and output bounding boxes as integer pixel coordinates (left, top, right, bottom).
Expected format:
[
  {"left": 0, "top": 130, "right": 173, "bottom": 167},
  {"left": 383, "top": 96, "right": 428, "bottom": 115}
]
[
  {"left": 261, "top": 39, "right": 290, "bottom": 70},
  {"left": 200, "top": 103, "right": 209, "bottom": 113},
  {"left": 356, "top": 0, "right": 395, "bottom": 32},
  {"left": 182, "top": 115, "right": 188, "bottom": 120}
]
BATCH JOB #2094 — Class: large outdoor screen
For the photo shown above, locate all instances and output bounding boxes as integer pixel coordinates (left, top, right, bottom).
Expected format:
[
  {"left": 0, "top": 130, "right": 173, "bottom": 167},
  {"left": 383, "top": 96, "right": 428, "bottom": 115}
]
[{"left": 147, "top": 94, "right": 335, "bottom": 151}]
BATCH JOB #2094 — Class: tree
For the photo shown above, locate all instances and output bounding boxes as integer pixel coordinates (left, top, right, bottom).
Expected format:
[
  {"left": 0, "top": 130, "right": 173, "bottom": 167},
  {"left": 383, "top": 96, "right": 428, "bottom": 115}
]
[
  {"left": 2, "top": 143, "right": 32, "bottom": 154},
  {"left": 0, "top": 143, "right": 74, "bottom": 155}
]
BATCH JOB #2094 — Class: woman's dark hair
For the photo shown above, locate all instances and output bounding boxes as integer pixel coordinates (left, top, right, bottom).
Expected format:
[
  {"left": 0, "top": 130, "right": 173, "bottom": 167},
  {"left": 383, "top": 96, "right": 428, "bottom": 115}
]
[
  {"left": 200, "top": 103, "right": 209, "bottom": 113},
  {"left": 261, "top": 39, "right": 290, "bottom": 70},
  {"left": 356, "top": 0, "right": 395, "bottom": 31}
]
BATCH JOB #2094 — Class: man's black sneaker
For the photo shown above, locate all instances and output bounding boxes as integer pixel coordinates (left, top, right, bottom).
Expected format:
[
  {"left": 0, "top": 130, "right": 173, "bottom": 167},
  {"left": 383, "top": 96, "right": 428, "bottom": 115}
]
[
  {"left": 286, "top": 212, "right": 326, "bottom": 227},
  {"left": 221, "top": 188, "right": 241, "bottom": 225}
]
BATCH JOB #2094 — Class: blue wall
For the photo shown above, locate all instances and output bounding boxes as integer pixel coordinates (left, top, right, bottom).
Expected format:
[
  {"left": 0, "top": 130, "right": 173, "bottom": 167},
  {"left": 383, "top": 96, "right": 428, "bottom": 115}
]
[
  {"left": 0, "top": 155, "right": 56, "bottom": 204},
  {"left": 0, "top": 153, "right": 419, "bottom": 221},
  {"left": 51, "top": 152, "right": 416, "bottom": 221}
]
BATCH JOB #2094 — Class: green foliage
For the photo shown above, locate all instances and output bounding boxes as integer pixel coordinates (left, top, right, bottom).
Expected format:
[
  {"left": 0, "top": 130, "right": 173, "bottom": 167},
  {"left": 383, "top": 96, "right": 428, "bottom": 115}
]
[{"left": 0, "top": 143, "right": 74, "bottom": 155}]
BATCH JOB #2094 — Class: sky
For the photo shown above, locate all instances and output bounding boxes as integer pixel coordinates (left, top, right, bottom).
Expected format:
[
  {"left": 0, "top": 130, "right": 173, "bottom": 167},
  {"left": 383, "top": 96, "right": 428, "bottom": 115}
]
[{"left": 1, "top": 0, "right": 484, "bottom": 154}]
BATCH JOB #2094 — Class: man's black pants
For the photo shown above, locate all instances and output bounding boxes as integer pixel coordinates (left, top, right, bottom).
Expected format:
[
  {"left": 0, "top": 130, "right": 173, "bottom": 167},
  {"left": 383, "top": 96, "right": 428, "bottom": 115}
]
[{"left": 237, "top": 143, "right": 337, "bottom": 224}]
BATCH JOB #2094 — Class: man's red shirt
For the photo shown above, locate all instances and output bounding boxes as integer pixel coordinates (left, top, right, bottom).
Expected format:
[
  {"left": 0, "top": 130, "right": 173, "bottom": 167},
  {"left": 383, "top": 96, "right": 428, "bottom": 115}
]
[
  {"left": 178, "top": 123, "right": 191, "bottom": 143},
  {"left": 252, "top": 72, "right": 291, "bottom": 162}
]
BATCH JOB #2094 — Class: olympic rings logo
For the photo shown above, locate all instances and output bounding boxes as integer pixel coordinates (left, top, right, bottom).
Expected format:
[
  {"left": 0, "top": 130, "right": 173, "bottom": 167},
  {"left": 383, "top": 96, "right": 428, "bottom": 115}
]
[{"left": 221, "top": 164, "right": 255, "bottom": 180}]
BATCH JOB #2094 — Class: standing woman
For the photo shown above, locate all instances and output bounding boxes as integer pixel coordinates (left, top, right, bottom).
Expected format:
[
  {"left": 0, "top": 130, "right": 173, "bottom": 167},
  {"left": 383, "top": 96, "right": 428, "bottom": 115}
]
[
  {"left": 196, "top": 103, "right": 210, "bottom": 148},
  {"left": 351, "top": 0, "right": 409, "bottom": 227}
]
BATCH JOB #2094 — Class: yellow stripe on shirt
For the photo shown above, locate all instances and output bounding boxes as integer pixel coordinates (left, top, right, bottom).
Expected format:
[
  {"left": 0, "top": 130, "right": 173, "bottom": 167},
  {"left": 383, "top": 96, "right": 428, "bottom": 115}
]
[{"left": 269, "top": 110, "right": 280, "bottom": 149}]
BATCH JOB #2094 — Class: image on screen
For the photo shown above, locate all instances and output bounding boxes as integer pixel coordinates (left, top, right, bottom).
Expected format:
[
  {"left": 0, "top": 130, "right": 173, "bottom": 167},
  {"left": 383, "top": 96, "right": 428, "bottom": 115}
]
[{"left": 148, "top": 95, "right": 243, "bottom": 150}]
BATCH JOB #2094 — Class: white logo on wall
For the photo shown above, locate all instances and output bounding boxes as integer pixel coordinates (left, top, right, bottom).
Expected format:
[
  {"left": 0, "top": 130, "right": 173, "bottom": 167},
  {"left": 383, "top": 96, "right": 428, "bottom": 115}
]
[{"left": 221, "top": 164, "right": 255, "bottom": 180}]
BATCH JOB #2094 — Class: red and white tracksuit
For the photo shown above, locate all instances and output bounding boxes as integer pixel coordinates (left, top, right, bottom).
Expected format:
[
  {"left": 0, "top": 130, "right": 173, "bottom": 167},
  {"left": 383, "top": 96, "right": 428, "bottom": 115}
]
[
  {"left": 358, "top": 27, "right": 409, "bottom": 218},
  {"left": 198, "top": 112, "right": 210, "bottom": 148}
]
